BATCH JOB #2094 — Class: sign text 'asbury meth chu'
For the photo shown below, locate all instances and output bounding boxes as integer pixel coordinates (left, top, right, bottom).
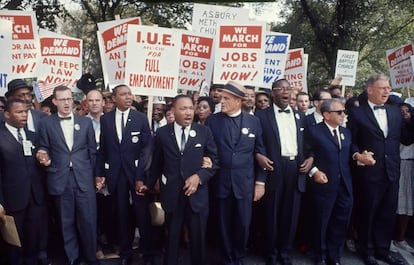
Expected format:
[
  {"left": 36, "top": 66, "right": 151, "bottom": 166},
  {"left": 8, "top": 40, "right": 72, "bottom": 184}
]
[
  {"left": 220, "top": 26, "right": 262, "bottom": 48},
  {"left": 197, "top": 10, "right": 239, "bottom": 35},
  {"left": 0, "top": 15, "right": 33, "bottom": 40}
]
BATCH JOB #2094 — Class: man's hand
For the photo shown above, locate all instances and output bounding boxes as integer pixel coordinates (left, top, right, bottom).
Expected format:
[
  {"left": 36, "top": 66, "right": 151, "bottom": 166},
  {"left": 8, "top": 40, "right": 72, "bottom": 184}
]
[
  {"left": 313, "top": 170, "right": 328, "bottom": 184},
  {"left": 255, "top": 153, "right": 274, "bottom": 171},
  {"left": 95, "top": 176, "right": 106, "bottom": 191},
  {"left": 183, "top": 174, "right": 200, "bottom": 196},
  {"left": 253, "top": 184, "right": 265, "bottom": 201},
  {"left": 356, "top": 150, "right": 376, "bottom": 166},
  {"left": 300, "top": 157, "right": 314, "bottom": 173},
  {"left": 135, "top": 181, "right": 148, "bottom": 196},
  {"left": 202, "top": 157, "right": 212, "bottom": 168},
  {"left": 0, "top": 204, "right": 6, "bottom": 225},
  {"left": 36, "top": 150, "right": 51, "bottom": 166}
]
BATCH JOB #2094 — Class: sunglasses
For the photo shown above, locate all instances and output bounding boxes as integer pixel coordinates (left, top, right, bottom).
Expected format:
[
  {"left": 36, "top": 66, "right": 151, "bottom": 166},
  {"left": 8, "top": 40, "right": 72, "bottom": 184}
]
[{"left": 329, "top": 109, "right": 346, "bottom": 115}]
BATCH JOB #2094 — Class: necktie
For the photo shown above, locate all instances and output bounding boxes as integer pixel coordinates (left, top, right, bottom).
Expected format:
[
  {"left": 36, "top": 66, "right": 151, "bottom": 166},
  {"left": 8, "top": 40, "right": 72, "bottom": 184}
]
[
  {"left": 332, "top": 129, "right": 339, "bottom": 147},
  {"left": 374, "top": 105, "right": 385, "bottom": 110},
  {"left": 279, "top": 108, "right": 291, "bottom": 113},
  {"left": 59, "top": 116, "right": 71, "bottom": 121},
  {"left": 180, "top": 127, "right": 186, "bottom": 153},
  {"left": 121, "top": 112, "right": 125, "bottom": 134},
  {"left": 17, "top": 128, "right": 23, "bottom": 144}
]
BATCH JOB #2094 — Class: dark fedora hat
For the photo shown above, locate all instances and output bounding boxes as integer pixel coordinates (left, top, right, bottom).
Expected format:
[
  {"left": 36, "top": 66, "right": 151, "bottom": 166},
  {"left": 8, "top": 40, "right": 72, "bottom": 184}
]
[
  {"left": 219, "top": 81, "right": 247, "bottom": 99},
  {"left": 77, "top": 73, "right": 97, "bottom": 94},
  {"left": 6, "top": 79, "right": 33, "bottom": 98}
]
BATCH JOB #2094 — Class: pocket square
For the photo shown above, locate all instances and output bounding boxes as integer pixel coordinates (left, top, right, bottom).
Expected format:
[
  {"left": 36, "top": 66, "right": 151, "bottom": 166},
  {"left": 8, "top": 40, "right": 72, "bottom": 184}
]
[
  {"left": 131, "top": 131, "right": 140, "bottom": 136},
  {"left": 248, "top": 133, "right": 255, "bottom": 138},
  {"left": 300, "top": 127, "right": 305, "bottom": 131},
  {"left": 195, "top": 143, "right": 202, "bottom": 148}
]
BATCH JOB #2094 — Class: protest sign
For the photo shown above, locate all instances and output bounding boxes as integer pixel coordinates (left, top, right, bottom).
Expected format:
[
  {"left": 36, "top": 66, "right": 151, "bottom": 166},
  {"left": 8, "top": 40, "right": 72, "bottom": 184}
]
[
  {"left": 125, "top": 25, "right": 181, "bottom": 97},
  {"left": 284, "top": 48, "right": 308, "bottom": 92},
  {"left": 0, "top": 10, "right": 40, "bottom": 80},
  {"left": 191, "top": 3, "right": 250, "bottom": 36},
  {"left": 35, "top": 29, "right": 82, "bottom": 102},
  {"left": 334, "top": 49, "right": 359, "bottom": 86},
  {"left": 213, "top": 22, "right": 266, "bottom": 86},
  {"left": 97, "top": 17, "right": 141, "bottom": 89},
  {"left": 0, "top": 19, "right": 13, "bottom": 95},
  {"left": 263, "top": 32, "right": 290, "bottom": 88},
  {"left": 386, "top": 44, "right": 414, "bottom": 88},
  {"left": 179, "top": 31, "right": 214, "bottom": 91}
]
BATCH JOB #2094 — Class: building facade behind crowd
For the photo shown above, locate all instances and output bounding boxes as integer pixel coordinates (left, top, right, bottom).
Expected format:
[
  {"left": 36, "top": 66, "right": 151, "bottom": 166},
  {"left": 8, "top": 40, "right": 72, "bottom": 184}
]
[{"left": 2, "top": 74, "right": 414, "bottom": 265}]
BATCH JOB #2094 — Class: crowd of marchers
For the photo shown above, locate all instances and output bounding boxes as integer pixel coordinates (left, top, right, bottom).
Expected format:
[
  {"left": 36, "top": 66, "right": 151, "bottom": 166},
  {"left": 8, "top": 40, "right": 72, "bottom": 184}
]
[{"left": 1, "top": 73, "right": 414, "bottom": 265}]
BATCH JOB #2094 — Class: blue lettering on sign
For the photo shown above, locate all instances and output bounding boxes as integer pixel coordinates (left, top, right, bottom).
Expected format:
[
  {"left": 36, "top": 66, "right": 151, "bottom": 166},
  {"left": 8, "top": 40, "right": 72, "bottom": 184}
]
[{"left": 265, "top": 35, "right": 288, "bottom": 54}]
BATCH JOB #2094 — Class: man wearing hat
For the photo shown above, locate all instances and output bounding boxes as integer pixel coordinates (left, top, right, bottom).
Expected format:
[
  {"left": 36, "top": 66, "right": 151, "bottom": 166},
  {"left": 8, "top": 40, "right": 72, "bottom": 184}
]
[
  {"left": 151, "top": 96, "right": 167, "bottom": 134},
  {"left": 3, "top": 79, "right": 47, "bottom": 132},
  {"left": 206, "top": 81, "right": 266, "bottom": 265}
]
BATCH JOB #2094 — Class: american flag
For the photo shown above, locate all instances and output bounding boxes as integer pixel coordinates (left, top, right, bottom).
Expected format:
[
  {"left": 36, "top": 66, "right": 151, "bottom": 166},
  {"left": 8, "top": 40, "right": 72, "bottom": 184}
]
[{"left": 33, "top": 80, "right": 73, "bottom": 102}]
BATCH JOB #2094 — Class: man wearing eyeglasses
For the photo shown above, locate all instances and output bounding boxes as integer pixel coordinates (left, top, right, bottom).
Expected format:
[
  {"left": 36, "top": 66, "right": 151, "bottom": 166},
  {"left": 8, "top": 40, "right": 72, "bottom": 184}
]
[
  {"left": 255, "top": 78, "right": 313, "bottom": 265},
  {"left": 347, "top": 74, "right": 408, "bottom": 265},
  {"left": 37, "top": 85, "right": 98, "bottom": 265},
  {"left": 306, "top": 98, "right": 353, "bottom": 265}
]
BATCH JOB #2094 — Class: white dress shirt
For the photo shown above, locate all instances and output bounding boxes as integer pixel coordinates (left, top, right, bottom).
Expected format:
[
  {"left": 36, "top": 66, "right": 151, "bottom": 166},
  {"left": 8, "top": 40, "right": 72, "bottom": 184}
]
[
  {"left": 115, "top": 108, "right": 130, "bottom": 143},
  {"left": 58, "top": 113, "right": 74, "bottom": 150},
  {"left": 174, "top": 122, "right": 190, "bottom": 152},
  {"left": 368, "top": 100, "right": 388, "bottom": 137},
  {"left": 5, "top": 122, "right": 26, "bottom": 143},
  {"left": 273, "top": 104, "right": 298, "bottom": 156}
]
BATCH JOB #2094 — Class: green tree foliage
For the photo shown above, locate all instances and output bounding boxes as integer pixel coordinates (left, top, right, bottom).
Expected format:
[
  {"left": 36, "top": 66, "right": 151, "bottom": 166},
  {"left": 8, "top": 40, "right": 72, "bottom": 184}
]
[
  {"left": 1, "top": 0, "right": 72, "bottom": 31},
  {"left": 273, "top": 0, "right": 414, "bottom": 93}
]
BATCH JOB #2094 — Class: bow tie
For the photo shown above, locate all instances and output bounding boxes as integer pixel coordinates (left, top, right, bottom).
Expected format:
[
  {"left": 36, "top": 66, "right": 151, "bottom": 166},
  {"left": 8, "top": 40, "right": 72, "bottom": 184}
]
[
  {"left": 59, "top": 116, "right": 72, "bottom": 121},
  {"left": 278, "top": 108, "right": 291, "bottom": 114},
  {"left": 373, "top": 105, "right": 385, "bottom": 110}
]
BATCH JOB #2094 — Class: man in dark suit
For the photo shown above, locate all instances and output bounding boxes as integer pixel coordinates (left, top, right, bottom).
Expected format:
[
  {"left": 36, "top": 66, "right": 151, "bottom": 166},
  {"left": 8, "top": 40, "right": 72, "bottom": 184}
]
[
  {"left": 347, "top": 74, "right": 405, "bottom": 265},
  {"left": 2, "top": 79, "right": 50, "bottom": 265},
  {"left": 142, "top": 94, "right": 218, "bottom": 265},
  {"left": 37, "top": 86, "right": 98, "bottom": 265},
  {"left": 306, "top": 99, "right": 353, "bottom": 265},
  {"left": 206, "top": 81, "right": 266, "bottom": 265},
  {"left": 304, "top": 89, "right": 331, "bottom": 128},
  {"left": 255, "top": 79, "right": 313, "bottom": 265},
  {"left": 0, "top": 99, "right": 48, "bottom": 265},
  {"left": 95, "top": 84, "right": 154, "bottom": 265}
]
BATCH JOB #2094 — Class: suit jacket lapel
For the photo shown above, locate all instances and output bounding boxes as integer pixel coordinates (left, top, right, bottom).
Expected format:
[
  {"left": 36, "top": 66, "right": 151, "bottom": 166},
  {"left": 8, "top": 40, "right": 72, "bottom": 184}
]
[
  {"left": 268, "top": 106, "right": 281, "bottom": 146},
  {"left": 72, "top": 115, "right": 80, "bottom": 150},
  {"left": 1, "top": 124, "right": 19, "bottom": 146},
  {"left": 53, "top": 115, "right": 70, "bottom": 151},
  {"left": 169, "top": 124, "right": 181, "bottom": 153},
  {"left": 363, "top": 104, "right": 385, "bottom": 137},
  {"left": 122, "top": 111, "right": 133, "bottom": 142},
  {"left": 108, "top": 111, "right": 119, "bottom": 144},
  {"left": 322, "top": 123, "right": 339, "bottom": 148}
]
